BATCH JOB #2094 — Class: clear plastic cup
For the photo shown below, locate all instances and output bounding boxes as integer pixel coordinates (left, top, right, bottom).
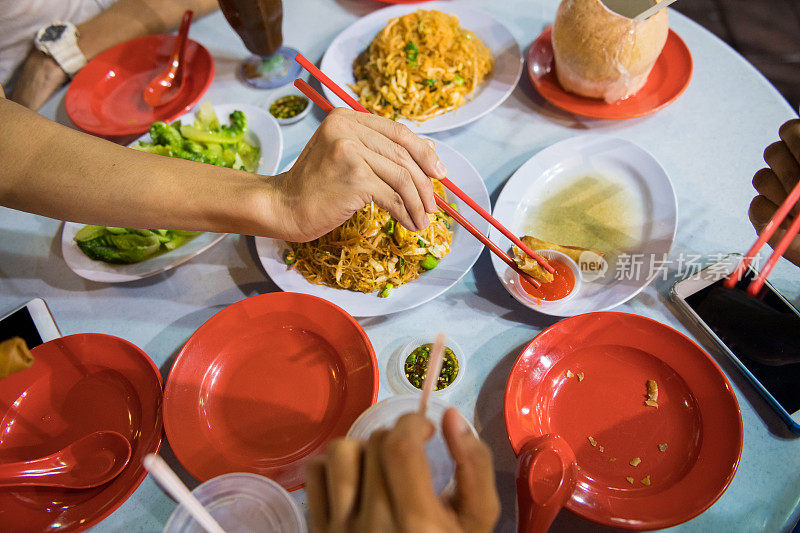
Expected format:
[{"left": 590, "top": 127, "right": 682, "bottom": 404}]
[
  {"left": 347, "top": 395, "right": 475, "bottom": 494},
  {"left": 163, "top": 472, "right": 306, "bottom": 533}
]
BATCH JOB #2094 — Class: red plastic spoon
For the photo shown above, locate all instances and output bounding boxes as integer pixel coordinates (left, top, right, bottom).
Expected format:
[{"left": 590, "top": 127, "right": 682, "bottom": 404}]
[
  {"left": 515, "top": 434, "right": 577, "bottom": 533},
  {"left": 143, "top": 10, "right": 194, "bottom": 107},
  {"left": 0, "top": 431, "right": 132, "bottom": 489}
]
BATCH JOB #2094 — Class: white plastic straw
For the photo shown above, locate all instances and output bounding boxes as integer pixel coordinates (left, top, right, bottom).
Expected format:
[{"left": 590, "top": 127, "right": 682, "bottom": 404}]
[
  {"left": 143, "top": 454, "right": 227, "bottom": 533},
  {"left": 634, "top": 0, "right": 679, "bottom": 21},
  {"left": 418, "top": 332, "right": 446, "bottom": 416}
]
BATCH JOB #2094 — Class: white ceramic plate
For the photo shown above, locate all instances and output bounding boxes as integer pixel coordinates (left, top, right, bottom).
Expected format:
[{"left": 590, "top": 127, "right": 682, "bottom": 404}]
[
  {"left": 62, "top": 104, "right": 282, "bottom": 283},
  {"left": 319, "top": 1, "right": 523, "bottom": 134},
  {"left": 255, "top": 139, "right": 489, "bottom": 317},
  {"left": 491, "top": 135, "right": 677, "bottom": 316}
]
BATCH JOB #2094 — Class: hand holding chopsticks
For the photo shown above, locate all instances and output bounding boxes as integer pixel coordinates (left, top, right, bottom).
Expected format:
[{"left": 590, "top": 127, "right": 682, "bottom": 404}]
[
  {"left": 726, "top": 119, "right": 800, "bottom": 294},
  {"left": 293, "top": 54, "right": 553, "bottom": 288}
]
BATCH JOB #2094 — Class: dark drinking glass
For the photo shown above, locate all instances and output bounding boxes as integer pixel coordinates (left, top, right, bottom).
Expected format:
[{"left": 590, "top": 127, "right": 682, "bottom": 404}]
[{"left": 217, "top": 0, "right": 301, "bottom": 89}]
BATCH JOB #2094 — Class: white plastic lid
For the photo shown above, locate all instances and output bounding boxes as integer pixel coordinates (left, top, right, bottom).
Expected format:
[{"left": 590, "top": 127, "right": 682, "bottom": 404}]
[{"left": 163, "top": 472, "right": 306, "bottom": 533}]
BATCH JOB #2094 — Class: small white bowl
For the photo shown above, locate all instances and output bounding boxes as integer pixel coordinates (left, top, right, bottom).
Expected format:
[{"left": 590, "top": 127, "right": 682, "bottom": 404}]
[
  {"left": 507, "top": 249, "right": 583, "bottom": 314},
  {"left": 266, "top": 90, "right": 312, "bottom": 125},
  {"left": 388, "top": 334, "right": 466, "bottom": 396}
]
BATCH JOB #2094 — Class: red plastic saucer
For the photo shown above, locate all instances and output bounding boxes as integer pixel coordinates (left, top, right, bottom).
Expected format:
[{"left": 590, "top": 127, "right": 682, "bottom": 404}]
[
  {"left": 0, "top": 334, "right": 163, "bottom": 531},
  {"left": 505, "top": 312, "right": 742, "bottom": 530},
  {"left": 65, "top": 34, "right": 214, "bottom": 137},
  {"left": 527, "top": 26, "right": 693, "bottom": 120},
  {"left": 163, "top": 292, "right": 378, "bottom": 491}
]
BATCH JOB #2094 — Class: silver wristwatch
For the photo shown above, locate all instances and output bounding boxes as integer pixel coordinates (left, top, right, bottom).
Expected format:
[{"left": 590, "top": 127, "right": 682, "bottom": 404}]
[{"left": 34, "top": 21, "right": 87, "bottom": 77}]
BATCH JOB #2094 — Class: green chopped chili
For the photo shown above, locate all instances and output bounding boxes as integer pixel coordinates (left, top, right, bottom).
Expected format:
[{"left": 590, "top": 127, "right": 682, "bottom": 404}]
[
  {"left": 420, "top": 254, "right": 439, "bottom": 270},
  {"left": 404, "top": 344, "right": 459, "bottom": 390},
  {"left": 405, "top": 41, "right": 419, "bottom": 67},
  {"left": 385, "top": 219, "right": 396, "bottom": 235},
  {"left": 379, "top": 283, "right": 393, "bottom": 298},
  {"left": 425, "top": 78, "right": 437, "bottom": 87},
  {"left": 283, "top": 249, "right": 296, "bottom": 266},
  {"left": 417, "top": 238, "right": 426, "bottom": 247},
  {"left": 399, "top": 256, "right": 406, "bottom": 275},
  {"left": 454, "top": 74, "right": 465, "bottom": 86},
  {"left": 269, "top": 95, "right": 309, "bottom": 120},
  {"left": 449, "top": 202, "right": 459, "bottom": 211}
]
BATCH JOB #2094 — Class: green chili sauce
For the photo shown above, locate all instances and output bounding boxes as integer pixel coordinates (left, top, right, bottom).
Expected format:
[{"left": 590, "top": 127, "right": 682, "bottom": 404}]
[
  {"left": 404, "top": 344, "right": 459, "bottom": 391},
  {"left": 269, "top": 95, "right": 309, "bottom": 120}
]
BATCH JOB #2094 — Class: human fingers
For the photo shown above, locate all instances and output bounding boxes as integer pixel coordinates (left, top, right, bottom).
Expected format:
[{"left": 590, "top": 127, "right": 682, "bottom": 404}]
[
  {"left": 324, "top": 439, "right": 364, "bottom": 529},
  {"left": 348, "top": 110, "right": 449, "bottom": 182},
  {"left": 306, "top": 456, "right": 330, "bottom": 532},
  {"left": 380, "top": 413, "right": 442, "bottom": 527},
  {"left": 753, "top": 168, "right": 799, "bottom": 217},
  {"left": 352, "top": 122, "right": 437, "bottom": 214},
  {"left": 764, "top": 141, "right": 800, "bottom": 195},
  {"left": 749, "top": 195, "right": 800, "bottom": 267},
  {"left": 441, "top": 408, "right": 500, "bottom": 532},
  {"left": 357, "top": 146, "right": 429, "bottom": 231},
  {"left": 779, "top": 119, "right": 800, "bottom": 165},
  {"left": 355, "top": 430, "right": 396, "bottom": 532}
]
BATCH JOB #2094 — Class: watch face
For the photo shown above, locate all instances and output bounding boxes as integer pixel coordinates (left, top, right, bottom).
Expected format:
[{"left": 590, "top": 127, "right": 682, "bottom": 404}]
[{"left": 41, "top": 24, "right": 67, "bottom": 43}]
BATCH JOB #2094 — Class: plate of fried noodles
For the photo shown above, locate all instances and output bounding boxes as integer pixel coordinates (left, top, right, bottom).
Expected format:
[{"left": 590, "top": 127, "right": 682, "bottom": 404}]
[
  {"left": 319, "top": 2, "right": 523, "bottom": 134},
  {"left": 255, "top": 139, "right": 490, "bottom": 317}
]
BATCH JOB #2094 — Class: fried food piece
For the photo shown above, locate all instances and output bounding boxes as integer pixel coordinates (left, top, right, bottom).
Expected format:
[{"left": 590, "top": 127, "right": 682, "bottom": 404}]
[
  {"left": 626, "top": 476, "right": 634, "bottom": 484},
  {"left": 658, "top": 443, "right": 668, "bottom": 452},
  {"left": 644, "top": 379, "right": 659, "bottom": 407},
  {"left": 646, "top": 380, "right": 658, "bottom": 401},
  {"left": 0, "top": 337, "right": 34, "bottom": 379},
  {"left": 630, "top": 457, "right": 642, "bottom": 467},
  {"left": 641, "top": 475, "right": 651, "bottom": 486},
  {"left": 513, "top": 235, "right": 605, "bottom": 282}
]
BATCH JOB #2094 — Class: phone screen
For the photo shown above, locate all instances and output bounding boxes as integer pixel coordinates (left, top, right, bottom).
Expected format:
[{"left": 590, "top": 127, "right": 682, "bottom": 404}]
[
  {"left": 685, "top": 270, "right": 800, "bottom": 414},
  {"left": 0, "top": 307, "right": 44, "bottom": 350}
]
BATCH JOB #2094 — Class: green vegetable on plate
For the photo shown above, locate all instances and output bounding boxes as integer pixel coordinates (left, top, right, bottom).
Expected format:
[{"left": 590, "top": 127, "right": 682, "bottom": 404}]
[
  {"left": 74, "top": 102, "right": 260, "bottom": 265},
  {"left": 420, "top": 254, "right": 439, "bottom": 270},
  {"left": 405, "top": 41, "right": 419, "bottom": 67},
  {"left": 73, "top": 226, "right": 201, "bottom": 264}
]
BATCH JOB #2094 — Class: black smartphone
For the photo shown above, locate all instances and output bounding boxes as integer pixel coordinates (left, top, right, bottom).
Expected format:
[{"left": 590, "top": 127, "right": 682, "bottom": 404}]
[{"left": 671, "top": 254, "right": 800, "bottom": 433}]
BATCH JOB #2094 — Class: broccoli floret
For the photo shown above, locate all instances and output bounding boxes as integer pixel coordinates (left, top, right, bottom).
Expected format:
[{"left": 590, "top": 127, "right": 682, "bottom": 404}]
[
  {"left": 148, "top": 122, "right": 183, "bottom": 148},
  {"left": 180, "top": 111, "right": 247, "bottom": 144}
]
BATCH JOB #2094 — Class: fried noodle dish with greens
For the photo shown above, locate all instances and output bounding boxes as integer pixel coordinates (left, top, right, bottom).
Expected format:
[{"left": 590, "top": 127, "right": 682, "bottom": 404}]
[
  {"left": 350, "top": 9, "right": 494, "bottom": 122},
  {"left": 284, "top": 181, "right": 454, "bottom": 298}
]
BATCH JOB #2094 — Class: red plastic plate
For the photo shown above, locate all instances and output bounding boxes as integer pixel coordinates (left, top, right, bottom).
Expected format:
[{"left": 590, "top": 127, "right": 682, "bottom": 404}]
[
  {"left": 65, "top": 34, "right": 214, "bottom": 137},
  {"left": 163, "top": 292, "right": 378, "bottom": 491},
  {"left": 528, "top": 26, "right": 693, "bottom": 120},
  {"left": 0, "top": 334, "right": 163, "bottom": 531},
  {"left": 505, "top": 312, "right": 742, "bottom": 530}
]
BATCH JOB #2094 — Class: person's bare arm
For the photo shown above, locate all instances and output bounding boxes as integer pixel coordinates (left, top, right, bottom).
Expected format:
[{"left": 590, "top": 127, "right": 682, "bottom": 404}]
[
  {"left": 11, "top": 0, "right": 218, "bottom": 110},
  {"left": 0, "top": 97, "right": 271, "bottom": 235},
  {"left": 0, "top": 99, "right": 443, "bottom": 241}
]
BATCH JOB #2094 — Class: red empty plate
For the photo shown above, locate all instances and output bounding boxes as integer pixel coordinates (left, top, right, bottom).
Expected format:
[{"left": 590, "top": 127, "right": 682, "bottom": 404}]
[
  {"left": 65, "top": 34, "right": 214, "bottom": 137},
  {"left": 528, "top": 26, "right": 693, "bottom": 120},
  {"left": 0, "top": 334, "right": 163, "bottom": 531},
  {"left": 505, "top": 312, "right": 742, "bottom": 530},
  {"left": 163, "top": 292, "right": 378, "bottom": 490}
]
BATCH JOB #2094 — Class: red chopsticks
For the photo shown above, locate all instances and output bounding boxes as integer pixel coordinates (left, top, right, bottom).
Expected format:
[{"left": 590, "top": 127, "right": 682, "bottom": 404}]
[
  {"left": 292, "top": 54, "right": 554, "bottom": 288},
  {"left": 294, "top": 80, "right": 543, "bottom": 287},
  {"left": 294, "top": 54, "right": 368, "bottom": 113},
  {"left": 725, "top": 179, "right": 800, "bottom": 295}
]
